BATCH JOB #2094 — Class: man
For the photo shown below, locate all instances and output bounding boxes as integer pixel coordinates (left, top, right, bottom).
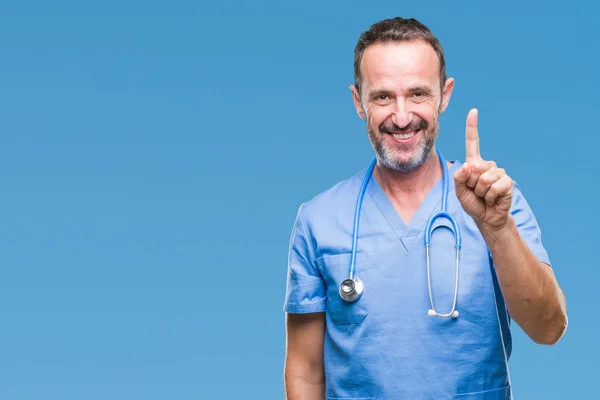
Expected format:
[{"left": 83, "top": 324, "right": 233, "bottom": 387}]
[{"left": 283, "top": 17, "right": 567, "bottom": 399}]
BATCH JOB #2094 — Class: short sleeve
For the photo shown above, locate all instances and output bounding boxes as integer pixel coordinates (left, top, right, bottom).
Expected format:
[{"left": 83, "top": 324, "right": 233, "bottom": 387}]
[
  {"left": 283, "top": 204, "right": 327, "bottom": 314},
  {"left": 510, "top": 181, "right": 551, "bottom": 267}
]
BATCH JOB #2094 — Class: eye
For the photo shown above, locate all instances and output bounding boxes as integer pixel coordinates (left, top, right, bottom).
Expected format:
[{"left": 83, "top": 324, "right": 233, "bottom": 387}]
[
  {"left": 374, "top": 94, "right": 393, "bottom": 104},
  {"left": 369, "top": 92, "right": 393, "bottom": 105},
  {"left": 411, "top": 91, "right": 432, "bottom": 102}
]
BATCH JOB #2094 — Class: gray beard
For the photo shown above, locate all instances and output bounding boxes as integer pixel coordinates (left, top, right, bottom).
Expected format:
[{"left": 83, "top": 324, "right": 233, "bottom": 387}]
[{"left": 366, "top": 119, "right": 439, "bottom": 173}]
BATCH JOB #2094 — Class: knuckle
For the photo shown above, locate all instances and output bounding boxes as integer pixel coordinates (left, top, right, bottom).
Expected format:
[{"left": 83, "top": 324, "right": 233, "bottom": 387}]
[
  {"left": 472, "top": 160, "right": 484, "bottom": 169},
  {"left": 481, "top": 171, "right": 497, "bottom": 185}
]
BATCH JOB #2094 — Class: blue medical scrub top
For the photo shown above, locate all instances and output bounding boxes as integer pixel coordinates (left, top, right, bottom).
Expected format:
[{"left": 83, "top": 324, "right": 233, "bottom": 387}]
[{"left": 283, "top": 160, "right": 551, "bottom": 400}]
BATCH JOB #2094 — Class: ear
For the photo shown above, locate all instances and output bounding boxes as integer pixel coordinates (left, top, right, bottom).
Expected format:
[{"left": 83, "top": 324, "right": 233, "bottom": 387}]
[
  {"left": 439, "top": 77, "right": 455, "bottom": 113},
  {"left": 350, "top": 85, "right": 366, "bottom": 119}
]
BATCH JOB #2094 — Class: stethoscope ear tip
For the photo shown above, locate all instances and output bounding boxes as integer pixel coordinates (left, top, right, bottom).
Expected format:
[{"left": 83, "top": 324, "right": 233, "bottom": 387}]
[{"left": 427, "top": 309, "right": 460, "bottom": 318}]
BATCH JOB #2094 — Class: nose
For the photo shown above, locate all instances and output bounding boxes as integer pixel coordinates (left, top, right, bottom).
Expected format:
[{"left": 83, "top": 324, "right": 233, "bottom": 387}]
[{"left": 391, "top": 99, "right": 411, "bottom": 129}]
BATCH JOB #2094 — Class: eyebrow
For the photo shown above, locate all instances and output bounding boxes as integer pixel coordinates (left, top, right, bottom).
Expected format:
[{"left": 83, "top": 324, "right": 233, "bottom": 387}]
[
  {"left": 368, "top": 85, "right": 434, "bottom": 99},
  {"left": 407, "top": 85, "right": 434, "bottom": 95},
  {"left": 368, "top": 89, "right": 392, "bottom": 99}
]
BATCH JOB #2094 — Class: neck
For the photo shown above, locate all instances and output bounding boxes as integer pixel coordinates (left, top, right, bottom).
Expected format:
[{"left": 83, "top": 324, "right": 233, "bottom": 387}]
[{"left": 373, "top": 149, "right": 444, "bottom": 210}]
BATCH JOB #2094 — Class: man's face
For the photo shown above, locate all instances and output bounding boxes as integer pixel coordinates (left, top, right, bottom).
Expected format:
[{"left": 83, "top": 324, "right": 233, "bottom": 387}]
[{"left": 351, "top": 40, "right": 454, "bottom": 173}]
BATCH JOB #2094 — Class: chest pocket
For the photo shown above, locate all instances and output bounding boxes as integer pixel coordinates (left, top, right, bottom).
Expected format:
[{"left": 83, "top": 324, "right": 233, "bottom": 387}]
[{"left": 316, "top": 252, "right": 369, "bottom": 325}]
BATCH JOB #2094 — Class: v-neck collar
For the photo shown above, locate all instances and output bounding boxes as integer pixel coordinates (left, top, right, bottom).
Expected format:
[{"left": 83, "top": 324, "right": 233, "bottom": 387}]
[{"left": 366, "top": 160, "right": 461, "bottom": 252}]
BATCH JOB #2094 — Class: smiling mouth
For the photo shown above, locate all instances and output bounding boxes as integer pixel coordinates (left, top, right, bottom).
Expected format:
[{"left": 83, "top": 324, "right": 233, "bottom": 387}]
[{"left": 389, "top": 129, "right": 419, "bottom": 141}]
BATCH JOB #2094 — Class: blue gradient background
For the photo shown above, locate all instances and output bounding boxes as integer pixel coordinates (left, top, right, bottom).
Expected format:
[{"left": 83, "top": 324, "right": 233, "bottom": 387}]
[{"left": 0, "top": 1, "right": 597, "bottom": 399}]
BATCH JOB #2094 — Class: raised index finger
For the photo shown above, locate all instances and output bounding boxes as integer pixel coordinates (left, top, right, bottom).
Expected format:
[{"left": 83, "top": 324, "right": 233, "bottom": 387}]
[{"left": 466, "top": 108, "right": 480, "bottom": 161}]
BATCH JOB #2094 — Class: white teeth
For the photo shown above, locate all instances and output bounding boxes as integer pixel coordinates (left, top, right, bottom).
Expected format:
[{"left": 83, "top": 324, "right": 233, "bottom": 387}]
[{"left": 392, "top": 132, "right": 414, "bottom": 139}]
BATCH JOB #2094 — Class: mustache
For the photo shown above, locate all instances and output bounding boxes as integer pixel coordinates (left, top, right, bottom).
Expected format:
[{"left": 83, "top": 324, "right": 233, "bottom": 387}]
[{"left": 379, "top": 119, "right": 428, "bottom": 134}]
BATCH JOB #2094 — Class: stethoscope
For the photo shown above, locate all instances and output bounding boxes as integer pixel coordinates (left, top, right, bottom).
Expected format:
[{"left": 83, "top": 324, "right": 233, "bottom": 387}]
[{"left": 339, "top": 149, "right": 462, "bottom": 318}]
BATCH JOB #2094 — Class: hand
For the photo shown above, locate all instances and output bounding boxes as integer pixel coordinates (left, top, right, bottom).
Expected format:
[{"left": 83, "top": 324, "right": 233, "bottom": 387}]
[{"left": 454, "top": 109, "right": 513, "bottom": 231}]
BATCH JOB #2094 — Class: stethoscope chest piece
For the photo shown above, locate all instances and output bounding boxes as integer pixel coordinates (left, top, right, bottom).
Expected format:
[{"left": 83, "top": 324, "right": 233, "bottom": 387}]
[{"left": 339, "top": 277, "right": 364, "bottom": 302}]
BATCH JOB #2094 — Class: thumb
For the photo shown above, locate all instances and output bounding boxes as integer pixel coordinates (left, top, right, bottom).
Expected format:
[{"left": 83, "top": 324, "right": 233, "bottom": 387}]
[{"left": 453, "top": 163, "right": 470, "bottom": 195}]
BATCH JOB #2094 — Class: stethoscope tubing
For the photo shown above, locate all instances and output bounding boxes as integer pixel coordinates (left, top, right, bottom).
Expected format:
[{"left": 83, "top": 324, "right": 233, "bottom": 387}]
[
  {"left": 349, "top": 159, "right": 377, "bottom": 280},
  {"left": 342, "top": 149, "right": 462, "bottom": 319}
]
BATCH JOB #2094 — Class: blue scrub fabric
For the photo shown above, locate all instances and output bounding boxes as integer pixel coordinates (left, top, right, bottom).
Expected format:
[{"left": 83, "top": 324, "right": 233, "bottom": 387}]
[{"left": 283, "top": 160, "right": 551, "bottom": 400}]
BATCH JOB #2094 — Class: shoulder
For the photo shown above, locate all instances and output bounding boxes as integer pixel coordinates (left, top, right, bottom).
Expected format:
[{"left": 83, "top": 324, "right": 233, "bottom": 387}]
[
  {"left": 510, "top": 180, "right": 533, "bottom": 213},
  {"left": 508, "top": 179, "right": 545, "bottom": 232}
]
